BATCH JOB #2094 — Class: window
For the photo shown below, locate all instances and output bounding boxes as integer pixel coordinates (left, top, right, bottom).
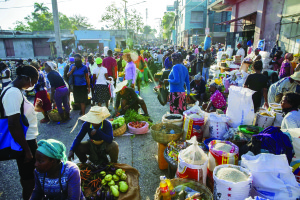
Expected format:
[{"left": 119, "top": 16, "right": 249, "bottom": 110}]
[
  {"left": 191, "top": 11, "right": 204, "bottom": 22},
  {"left": 4, "top": 39, "right": 15, "bottom": 57},
  {"left": 33, "top": 39, "right": 51, "bottom": 57}
]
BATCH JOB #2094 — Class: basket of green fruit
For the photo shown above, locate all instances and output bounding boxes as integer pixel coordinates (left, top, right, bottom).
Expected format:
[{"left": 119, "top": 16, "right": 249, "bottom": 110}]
[
  {"left": 111, "top": 117, "right": 127, "bottom": 137},
  {"left": 48, "top": 108, "right": 66, "bottom": 122}
]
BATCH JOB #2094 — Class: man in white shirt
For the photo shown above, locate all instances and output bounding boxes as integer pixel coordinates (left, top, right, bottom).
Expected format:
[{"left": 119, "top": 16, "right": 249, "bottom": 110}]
[
  {"left": 157, "top": 52, "right": 163, "bottom": 64},
  {"left": 236, "top": 43, "right": 245, "bottom": 61},
  {"left": 57, "top": 57, "right": 66, "bottom": 77}
]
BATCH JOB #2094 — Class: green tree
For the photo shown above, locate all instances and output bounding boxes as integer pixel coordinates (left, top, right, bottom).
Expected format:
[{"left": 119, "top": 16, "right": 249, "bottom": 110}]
[
  {"left": 70, "top": 15, "right": 93, "bottom": 29},
  {"left": 162, "top": 12, "right": 175, "bottom": 40},
  {"left": 34, "top": 2, "right": 49, "bottom": 13},
  {"left": 100, "top": 3, "right": 144, "bottom": 33},
  {"left": 143, "top": 25, "right": 152, "bottom": 40},
  {"left": 13, "top": 3, "right": 92, "bottom": 32}
]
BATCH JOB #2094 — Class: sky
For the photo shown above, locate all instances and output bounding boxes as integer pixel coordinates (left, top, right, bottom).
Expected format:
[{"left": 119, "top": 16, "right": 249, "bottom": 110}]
[{"left": 0, "top": 0, "right": 174, "bottom": 31}]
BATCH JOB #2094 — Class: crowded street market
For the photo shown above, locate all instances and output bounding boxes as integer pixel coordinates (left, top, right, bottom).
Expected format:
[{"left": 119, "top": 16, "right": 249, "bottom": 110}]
[{"left": 1, "top": 0, "right": 300, "bottom": 200}]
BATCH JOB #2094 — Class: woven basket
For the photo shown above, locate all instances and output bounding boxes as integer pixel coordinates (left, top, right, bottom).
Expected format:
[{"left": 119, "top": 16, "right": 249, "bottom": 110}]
[
  {"left": 48, "top": 111, "right": 67, "bottom": 122},
  {"left": 113, "top": 123, "right": 127, "bottom": 137},
  {"left": 151, "top": 123, "right": 183, "bottom": 145},
  {"left": 154, "top": 178, "right": 213, "bottom": 200}
]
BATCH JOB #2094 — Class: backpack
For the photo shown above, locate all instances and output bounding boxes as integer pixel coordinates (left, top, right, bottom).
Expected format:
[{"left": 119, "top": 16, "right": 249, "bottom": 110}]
[{"left": 0, "top": 87, "right": 29, "bottom": 161}]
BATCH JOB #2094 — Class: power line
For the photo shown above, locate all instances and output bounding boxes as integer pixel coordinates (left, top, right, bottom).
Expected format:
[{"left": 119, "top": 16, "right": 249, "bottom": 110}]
[
  {"left": 0, "top": 0, "right": 71, "bottom": 9},
  {"left": 185, "top": 0, "right": 206, "bottom": 13}
]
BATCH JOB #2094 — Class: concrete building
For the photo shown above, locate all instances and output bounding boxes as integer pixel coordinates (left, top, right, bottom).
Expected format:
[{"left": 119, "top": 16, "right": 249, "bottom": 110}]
[
  {"left": 208, "top": 0, "right": 287, "bottom": 52},
  {"left": 168, "top": 0, "right": 230, "bottom": 48},
  {"left": 278, "top": 0, "right": 300, "bottom": 54},
  {"left": 0, "top": 30, "right": 73, "bottom": 60}
]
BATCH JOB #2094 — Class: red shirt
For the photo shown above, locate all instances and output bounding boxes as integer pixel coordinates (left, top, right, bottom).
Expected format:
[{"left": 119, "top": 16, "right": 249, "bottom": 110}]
[{"left": 102, "top": 57, "right": 117, "bottom": 77}]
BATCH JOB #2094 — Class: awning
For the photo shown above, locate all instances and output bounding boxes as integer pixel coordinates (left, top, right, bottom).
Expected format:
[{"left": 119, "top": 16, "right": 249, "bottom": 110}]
[
  {"left": 47, "top": 37, "right": 73, "bottom": 42},
  {"left": 208, "top": 0, "right": 246, "bottom": 12},
  {"left": 215, "top": 12, "right": 257, "bottom": 26}
]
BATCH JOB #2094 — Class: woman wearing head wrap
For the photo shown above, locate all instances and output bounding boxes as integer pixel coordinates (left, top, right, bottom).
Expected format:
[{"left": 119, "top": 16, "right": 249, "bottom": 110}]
[
  {"left": 202, "top": 82, "right": 227, "bottom": 113},
  {"left": 190, "top": 73, "right": 206, "bottom": 102},
  {"left": 31, "top": 61, "right": 52, "bottom": 123},
  {"left": 31, "top": 139, "right": 84, "bottom": 199},
  {"left": 1, "top": 65, "right": 39, "bottom": 199},
  {"left": 45, "top": 61, "right": 71, "bottom": 122},
  {"left": 236, "top": 43, "right": 245, "bottom": 61},
  {"left": 164, "top": 53, "right": 190, "bottom": 114},
  {"left": 123, "top": 49, "right": 137, "bottom": 89},
  {"left": 279, "top": 53, "right": 294, "bottom": 79}
]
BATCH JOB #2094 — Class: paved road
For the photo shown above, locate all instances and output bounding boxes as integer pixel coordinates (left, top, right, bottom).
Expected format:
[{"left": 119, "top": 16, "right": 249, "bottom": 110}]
[{"left": 0, "top": 82, "right": 170, "bottom": 200}]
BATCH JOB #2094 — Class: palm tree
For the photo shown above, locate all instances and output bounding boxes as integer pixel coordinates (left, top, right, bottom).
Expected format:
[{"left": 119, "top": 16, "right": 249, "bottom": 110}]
[{"left": 34, "top": 3, "right": 49, "bottom": 13}]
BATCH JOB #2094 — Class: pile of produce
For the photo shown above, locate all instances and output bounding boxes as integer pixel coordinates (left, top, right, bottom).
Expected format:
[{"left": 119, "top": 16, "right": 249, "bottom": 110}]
[
  {"left": 259, "top": 112, "right": 273, "bottom": 117},
  {"left": 78, "top": 163, "right": 129, "bottom": 199},
  {"left": 216, "top": 167, "right": 249, "bottom": 183},
  {"left": 128, "top": 121, "right": 146, "bottom": 129},
  {"left": 111, "top": 117, "right": 125, "bottom": 130},
  {"left": 50, "top": 107, "right": 65, "bottom": 114},
  {"left": 124, "top": 109, "right": 152, "bottom": 126}
]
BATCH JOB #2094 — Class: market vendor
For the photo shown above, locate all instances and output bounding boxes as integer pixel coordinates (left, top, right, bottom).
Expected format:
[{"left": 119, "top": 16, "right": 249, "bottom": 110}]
[
  {"left": 202, "top": 83, "right": 227, "bottom": 113},
  {"left": 32, "top": 139, "right": 84, "bottom": 200},
  {"left": 114, "top": 80, "right": 150, "bottom": 116},
  {"left": 236, "top": 43, "right": 245, "bottom": 61},
  {"left": 269, "top": 50, "right": 284, "bottom": 72},
  {"left": 190, "top": 73, "right": 206, "bottom": 102},
  {"left": 68, "top": 106, "right": 119, "bottom": 165},
  {"left": 252, "top": 48, "right": 262, "bottom": 61},
  {"left": 281, "top": 92, "right": 300, "bottom": 129},
  {"left": 268, "top": 71, "right": 300, "bottom": 104}
]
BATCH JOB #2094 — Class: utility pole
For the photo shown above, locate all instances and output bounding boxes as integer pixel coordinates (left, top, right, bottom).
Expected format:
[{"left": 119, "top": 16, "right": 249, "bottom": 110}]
[
  {"left": 51, "top": 0, "right": 63, "bottom": 57},
  {"left": 124, "top": 0, "right": 128, "bottom": 43},
  {"left": 206, "top": 0, "right": 209, "bottom": 29},
  {"left": 146, "top": 8, "right": 148, "bottom": 26}
]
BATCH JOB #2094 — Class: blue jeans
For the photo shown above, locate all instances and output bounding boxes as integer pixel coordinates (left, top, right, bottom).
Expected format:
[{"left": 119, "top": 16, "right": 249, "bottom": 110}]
[{"left": 202, "top": 67, "right": 209, "bottom": 83}]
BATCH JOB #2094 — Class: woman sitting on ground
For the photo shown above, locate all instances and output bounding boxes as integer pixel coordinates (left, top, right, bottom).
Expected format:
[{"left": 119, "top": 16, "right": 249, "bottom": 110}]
[
  {"left": 114, "top": 80, "right": 150, "bottom": 117},
  {"left": 202, "top": 83, "right": 226, "bottom": 113},
  {"left": 190, "top": 73, "right": 206, "bottom": 103},
  {"left": 31, "top": 139, "right": 84, "bottom": 199},
  {"left": 68, "top": 106, "right": 119, "bottom": 165},
  {"left": 281, "top": 92, "right": 300, "bottom": 129},
  {"left": 44, "top": 61, "right": 71, "bottom": 122}
]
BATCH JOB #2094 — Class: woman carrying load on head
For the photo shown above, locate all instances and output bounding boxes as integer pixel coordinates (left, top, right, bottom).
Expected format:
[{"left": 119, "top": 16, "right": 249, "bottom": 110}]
[{"left": 31, "top": 139, "right": 84, "bottom": 199}]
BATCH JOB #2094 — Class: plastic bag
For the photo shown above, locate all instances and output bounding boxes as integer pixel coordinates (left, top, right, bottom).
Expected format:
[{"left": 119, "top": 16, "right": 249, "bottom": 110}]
[
  {"left": 241, "top": 153, "right": 300, "bottom": 200},
  {"left": 226, "top": 86, "right": 256, "bottom": 128},
  {"left": 176, "top": 136, "right": 208, "bottom": 184}
]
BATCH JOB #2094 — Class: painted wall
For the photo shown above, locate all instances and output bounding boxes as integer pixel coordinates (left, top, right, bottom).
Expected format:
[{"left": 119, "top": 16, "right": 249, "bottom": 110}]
[
  {"left": 109, "top": 36, "right": 116, "bottom": 50},
  {"left": 230, "top": 0, "right": 284, "bottom": 51},
  {"left": 13, "top": 39, "right": 34, "bottom": 59},
  {"left": 0, "top": 40, "right": 6, "bottom": 58}
]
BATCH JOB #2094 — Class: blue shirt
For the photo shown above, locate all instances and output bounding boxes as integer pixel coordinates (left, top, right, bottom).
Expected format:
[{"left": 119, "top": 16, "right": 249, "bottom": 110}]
[
  {"left": 70, "top": 120, "right": 113, "bottom": 151},
  {"left": 164, "top": 57, "right": 172, "bottom": 70},
  {"left": 69, "top": 64, "right": 88, "bottom": 86},
  {"left": 168, "top": 64, "right": 190, "bottom": 94}
]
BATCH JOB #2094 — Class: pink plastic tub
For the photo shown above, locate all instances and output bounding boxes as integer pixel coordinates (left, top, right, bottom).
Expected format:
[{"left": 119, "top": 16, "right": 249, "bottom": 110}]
[{"left": 127, "top": 121, "right": 149, "bottom": 134}]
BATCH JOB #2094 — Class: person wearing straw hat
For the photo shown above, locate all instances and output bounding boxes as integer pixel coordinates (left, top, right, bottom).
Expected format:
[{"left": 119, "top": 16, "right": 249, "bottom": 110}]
[
  {"left": 114, "top": 80, "right": 150, "bottom": 117},
  {"left": 31, "top": 139, "right": 84, "bottom": 199},
  {"left": 68, "top": 106, "right": 119, "bottom": 165},
  {"left": 123, "top": 49, "right": 136, "bottom": 89}
]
